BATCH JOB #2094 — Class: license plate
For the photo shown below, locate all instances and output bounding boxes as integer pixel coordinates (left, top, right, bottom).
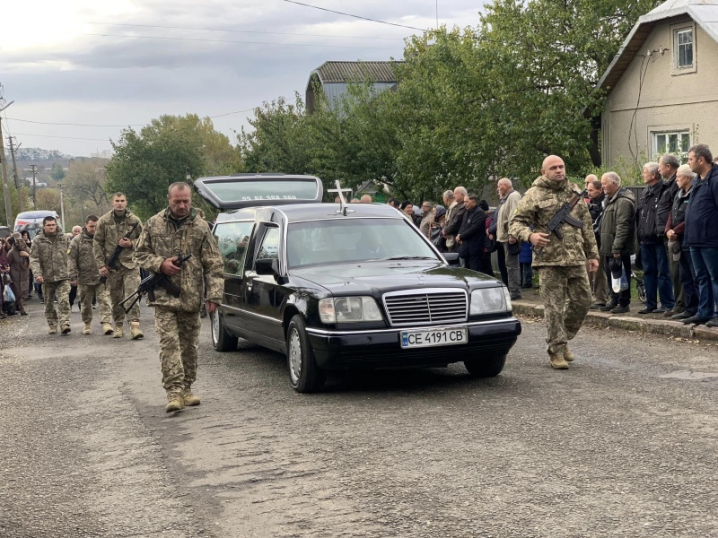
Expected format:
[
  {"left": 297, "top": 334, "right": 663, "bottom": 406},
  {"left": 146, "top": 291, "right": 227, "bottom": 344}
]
[{"left": 400, "top": 327, "right": 468, "bottom": 349}]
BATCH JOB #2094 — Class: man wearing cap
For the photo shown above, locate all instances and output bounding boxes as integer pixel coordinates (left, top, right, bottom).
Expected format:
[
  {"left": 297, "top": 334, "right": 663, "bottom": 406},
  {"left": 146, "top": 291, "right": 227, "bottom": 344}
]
[
  {"left": 510, "top": 156, "right": 599, "bottom": 370},
  {"left": 599, "top": 172, "right": 636, "bottom": 314}
]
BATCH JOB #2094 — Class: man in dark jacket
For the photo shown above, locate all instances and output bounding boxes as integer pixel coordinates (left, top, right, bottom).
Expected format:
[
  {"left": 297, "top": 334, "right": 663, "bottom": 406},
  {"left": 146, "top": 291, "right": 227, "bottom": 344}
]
[
  {"left": 587, "top": 178, "right": 607, "bottom": 308},
  {"left": 456, "top": 194, "right": 486, "bottom": 271},
  {"left": 636, "top": 162, "right": 675, "bottom": 314},
  {"left": 443, "top": 187, "right": 467, "bottom": 260},
  {"left": 656, "top": 154, "right": 685, "bottom": 316},
  {"left": 685, "top": 144, "right": 718, "bottom": 326},
  {"left": 600, "top": 172, "right": 636, "bottom": 314}
]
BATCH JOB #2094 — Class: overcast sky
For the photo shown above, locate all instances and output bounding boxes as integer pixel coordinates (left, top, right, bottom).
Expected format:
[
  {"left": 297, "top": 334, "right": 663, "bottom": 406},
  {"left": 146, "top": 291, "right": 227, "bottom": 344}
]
[{"left": 0, "top": 0, "right": 485, "bottom": 157}]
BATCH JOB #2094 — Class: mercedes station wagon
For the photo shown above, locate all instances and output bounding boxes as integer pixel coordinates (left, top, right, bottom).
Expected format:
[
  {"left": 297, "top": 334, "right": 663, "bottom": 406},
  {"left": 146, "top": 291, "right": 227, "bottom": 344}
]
[{"left": 195, "top": 174, "right": 521, "bottom": 392}]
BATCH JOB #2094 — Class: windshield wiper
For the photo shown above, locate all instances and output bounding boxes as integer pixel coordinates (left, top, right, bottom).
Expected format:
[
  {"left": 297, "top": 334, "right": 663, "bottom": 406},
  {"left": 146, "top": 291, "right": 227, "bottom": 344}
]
[{"left": 374, "top": 256, "right": 437, "bottom": 261}]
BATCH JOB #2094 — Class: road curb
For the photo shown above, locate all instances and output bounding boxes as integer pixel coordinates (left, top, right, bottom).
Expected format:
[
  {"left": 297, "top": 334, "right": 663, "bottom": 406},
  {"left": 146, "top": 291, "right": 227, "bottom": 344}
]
[{"left": 512, "top": 301, "right": 718, "bottom": 341}]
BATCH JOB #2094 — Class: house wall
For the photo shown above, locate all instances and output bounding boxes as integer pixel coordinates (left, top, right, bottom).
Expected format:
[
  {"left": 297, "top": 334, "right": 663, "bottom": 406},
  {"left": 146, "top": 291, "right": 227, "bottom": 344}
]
[{"left": 603, "top": 17, "right": 718, "bottom": 171}]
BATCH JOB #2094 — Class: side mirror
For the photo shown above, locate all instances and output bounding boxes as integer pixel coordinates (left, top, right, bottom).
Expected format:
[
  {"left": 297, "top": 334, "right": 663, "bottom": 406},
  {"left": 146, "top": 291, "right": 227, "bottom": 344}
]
[
  {"left": 444, "top": 252, "right": 461, "bottom": 267},
  {"left": 255, "top": 258, "right": 275, "bottom": 276}
]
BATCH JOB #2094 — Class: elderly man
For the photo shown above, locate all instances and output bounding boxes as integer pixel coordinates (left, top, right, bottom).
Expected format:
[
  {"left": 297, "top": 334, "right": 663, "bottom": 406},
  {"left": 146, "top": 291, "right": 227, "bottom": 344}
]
[
  {"left": 443, "top": 187, "right": 467, "bottom": 256},
  {"left": 636, "top": 162, "right": 675, "bottom": 314},
  {"left": 586, "top": 178, "right": 608, "bottom": 308},
  {"left": 684, "top": 144, "right": 718, "bottom": 326},
  {"left": 599, "top": 172, "right": 636, "bottom": 314},
  {"left": 656, "top": 154, "right": 685, "bottom": 316},
  {"left": 490, "top": 178, "right": 522, "bottom": 300},
  {"left": 455, "top": 194, "right": 486, "bottom": 270},
  {"left": 666, "top": 165, "right": 699, "bottom": 321},
  {"left": 584, "top": 174, "right": 598, "bottom": 190},
  {"left": 360, "top": 194, "right": 372, "bottom": 204},
  {"left": 419, "top": 201, "right": 433, "bottom": 236},
  {"left": 510, "top": 156, "right": 599, "bottom": 369}
]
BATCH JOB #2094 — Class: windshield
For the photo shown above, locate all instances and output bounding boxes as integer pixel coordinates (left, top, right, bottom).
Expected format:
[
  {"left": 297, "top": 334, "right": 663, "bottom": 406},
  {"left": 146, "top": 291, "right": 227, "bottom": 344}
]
[{"left": 287, "top": 218, "right": 441, "bottom": 269}]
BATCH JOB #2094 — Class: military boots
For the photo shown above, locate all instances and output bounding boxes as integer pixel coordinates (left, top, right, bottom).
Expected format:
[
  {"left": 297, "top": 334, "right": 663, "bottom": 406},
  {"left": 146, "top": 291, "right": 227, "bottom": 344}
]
[
  {"left": 48, "top": 324, "right": 58, "bottom": 335},
  {"left": 182, "top": 385, "right": 201, "bottom": 407},
  {"left": 61, "top": 324, "right": 71, "bottom": 335},
  {"left": 550, "top": 353, "right": 569, "bottom": 370},
  {"left": 563, "top": 346, "right": 575, "bottom": 362},
  {"left": 165, "top": 391, "right": 185, "bottom": 413},
  {"left": 102, "top": 323, "right": 114, "bottom": 335},
  {"left": 82, "top": 322, "right": 92, "bottom": 335},
  {"left": 130, "top": 322, "right": 144, "bottom": 340},
  {"left": 112, "top": 324, "right": 124, "bottom": 338}
]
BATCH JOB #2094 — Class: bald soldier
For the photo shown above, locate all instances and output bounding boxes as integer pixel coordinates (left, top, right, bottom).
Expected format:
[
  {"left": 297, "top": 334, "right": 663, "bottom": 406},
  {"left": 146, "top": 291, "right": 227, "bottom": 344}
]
[{"left": 510, "top": 156, "right": 599, "bottom": 369}]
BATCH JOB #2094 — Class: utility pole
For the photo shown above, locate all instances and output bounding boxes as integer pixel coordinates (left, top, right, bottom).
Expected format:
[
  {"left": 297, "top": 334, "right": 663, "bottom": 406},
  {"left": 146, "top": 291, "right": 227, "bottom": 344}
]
[
  {"left": 7, "top": 136, "right": 24, "bottom": 213},
  {"left": 59, "top": 182, "right": 66, "bottom": 232},
  {"left": 0, "top": 101, "right": 14, "bottom": 226},
  {"left": 30, "top": 164, "right": 37, "bottom": 210}
]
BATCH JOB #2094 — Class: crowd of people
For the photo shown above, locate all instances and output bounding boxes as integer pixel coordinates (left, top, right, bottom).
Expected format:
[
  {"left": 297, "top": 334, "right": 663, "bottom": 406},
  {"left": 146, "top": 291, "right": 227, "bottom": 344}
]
[{"left": 586, "top": 144, "right": 718, "bottom": 327}]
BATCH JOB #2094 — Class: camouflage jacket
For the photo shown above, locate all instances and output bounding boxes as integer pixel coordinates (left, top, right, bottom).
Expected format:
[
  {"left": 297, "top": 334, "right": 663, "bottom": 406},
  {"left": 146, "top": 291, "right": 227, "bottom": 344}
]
[
  {"left": 509, "top": 176, "right": 599, "bottom": 267},
  {"left": 134, "top": 207, "right": 223, "bottom": 312},
  {"left": 70, "top": 228, "right": 102, "bottom": 285},
  {"left": 93, "top": 209, "right": 143, "bottom": 271},
  {"left": 29, "top": 231, "right": 71, "bottom": 283}
]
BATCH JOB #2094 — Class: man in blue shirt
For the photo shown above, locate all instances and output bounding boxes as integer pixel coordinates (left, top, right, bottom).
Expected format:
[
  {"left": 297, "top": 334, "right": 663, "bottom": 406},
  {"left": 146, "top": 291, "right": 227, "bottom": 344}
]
[{"left": 683, "top": 144, "right": 718, "bottom": 326}]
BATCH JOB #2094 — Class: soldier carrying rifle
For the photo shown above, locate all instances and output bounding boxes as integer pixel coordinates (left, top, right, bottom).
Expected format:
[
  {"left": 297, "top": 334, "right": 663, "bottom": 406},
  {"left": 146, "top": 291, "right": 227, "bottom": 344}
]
[
  {"left": 509, "top": 155, "right": 599, "bottom": 370},
  {"left": 93, "top": 192, "right": 144, "bottom": 340},
  {"left": 134, "top": 182, "right": 223, "bottom": 413}
]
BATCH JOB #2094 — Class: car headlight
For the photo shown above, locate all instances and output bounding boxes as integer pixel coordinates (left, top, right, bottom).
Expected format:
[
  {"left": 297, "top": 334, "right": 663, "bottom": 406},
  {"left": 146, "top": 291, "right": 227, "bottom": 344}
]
[
  {"left": 470, "top": 287, "right": 511, "bottom": 315},
  {"left": 318, "top": 297, "right": 383, "bottom": 323}
]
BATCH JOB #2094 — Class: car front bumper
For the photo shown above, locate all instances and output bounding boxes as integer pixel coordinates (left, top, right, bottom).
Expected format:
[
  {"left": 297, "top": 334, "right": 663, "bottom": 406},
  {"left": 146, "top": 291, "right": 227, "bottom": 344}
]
[{"left": 306, "top": 318, "right": 521, "bottom": 370}]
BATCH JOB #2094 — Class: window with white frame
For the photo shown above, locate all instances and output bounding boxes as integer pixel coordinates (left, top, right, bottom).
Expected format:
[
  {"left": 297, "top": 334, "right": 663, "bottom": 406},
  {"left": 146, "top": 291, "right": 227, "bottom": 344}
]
[
  {"left": 652, "top": 130, "right": 691, "bottom": 160},
  {"left": 674, "top": 27, "right": 694, "bottom": 69}
]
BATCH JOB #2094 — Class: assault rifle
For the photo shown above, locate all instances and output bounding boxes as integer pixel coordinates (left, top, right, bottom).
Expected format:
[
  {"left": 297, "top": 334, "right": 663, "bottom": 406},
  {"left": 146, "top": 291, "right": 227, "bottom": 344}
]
[
  {"left": 545, "top": 188, "right": 588, "bottom": 240},
  {"left": 119, "top": 253, "right": 192, "bottom": 313},
  {"left": 99, "top": 221, "right": 140, "bottom": 284}
]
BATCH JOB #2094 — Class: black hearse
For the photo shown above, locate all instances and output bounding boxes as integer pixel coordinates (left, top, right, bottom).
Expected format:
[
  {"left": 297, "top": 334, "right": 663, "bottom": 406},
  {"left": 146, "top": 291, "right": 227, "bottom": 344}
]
[{"left": 195, "top": 174, "right": 521, "bottom": 392}]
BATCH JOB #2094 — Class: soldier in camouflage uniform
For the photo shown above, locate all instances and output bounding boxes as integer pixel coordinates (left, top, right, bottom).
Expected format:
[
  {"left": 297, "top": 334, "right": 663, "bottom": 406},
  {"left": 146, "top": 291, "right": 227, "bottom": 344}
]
[
  {"left": 93, "top": 192, "right": 144, "bottom": 339},
  {"left": 29, "top": 216, "right": 73, "bottom": 335},
  {"left": 134, "top": 182, "right": 223, "bottom": 413},
  {"left": 69, "top": 215, "right": 114, "bottom": 335},
  {"left": 509, "top": 155, "right": 600, "bottom": 369}
]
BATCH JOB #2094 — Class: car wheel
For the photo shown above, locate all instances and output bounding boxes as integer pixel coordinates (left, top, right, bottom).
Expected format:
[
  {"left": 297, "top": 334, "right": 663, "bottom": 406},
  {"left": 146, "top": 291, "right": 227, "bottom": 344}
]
[
  {"left": 286, "top": 314, "right": 326, "bottom": 393},
  {"left": 210, "top": 309, "right": 238, "bottom": 352},
  {"left": 464, "top": 354, "right": 506, "bottom": 377}
]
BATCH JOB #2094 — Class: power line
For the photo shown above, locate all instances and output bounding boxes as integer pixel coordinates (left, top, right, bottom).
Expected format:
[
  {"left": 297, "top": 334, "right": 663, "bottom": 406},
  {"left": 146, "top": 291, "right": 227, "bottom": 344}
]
[
  {"left": 79, "top": 32, "right": 391, "bottom": 49},
  {"left": 280, "top": 0, "right": 426, "bottom": 31},
  {"left": 10, "top": 132, "right": 111, "bottom": 142},
  {"left": 5, "top": 107, "right": 256, "bottom": 127},
  {"left": 88, "top": 21, "right": 403, "bottom": 41}
]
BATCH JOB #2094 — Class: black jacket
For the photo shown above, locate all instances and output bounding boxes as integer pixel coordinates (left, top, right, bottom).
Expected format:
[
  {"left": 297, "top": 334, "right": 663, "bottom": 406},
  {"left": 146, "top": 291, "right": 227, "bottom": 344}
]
[
  {"left": 669, "top": 188, "right": 692, "bottom": 251},
  {"left": 685, "top": 164, "right": 718, "bottom": 248},
  {"left": 457, "top": 206, "right": 486, "bottom": 257},
  {"left": 636, "top": 181, "right": 665, "bottom": 245},
  {"left": 443, "top": 202, "right": 466, "bottom": 237},
  {"left": 588, "top": 194, "right": 605, "bottom": 248},
  {"left": 655, "top": 174, "right": 678, "bottom": 237}
]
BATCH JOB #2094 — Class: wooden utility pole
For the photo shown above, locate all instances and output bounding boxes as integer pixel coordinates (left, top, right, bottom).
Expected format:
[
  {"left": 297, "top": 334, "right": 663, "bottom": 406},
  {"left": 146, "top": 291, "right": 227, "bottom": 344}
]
[
  {"left": 0, "top": 114, "right": 13, "bottom": 226},
  {"left": 30, "top": 164, "right": 38, "bottom": 210},
  {"left": 7, "top": 136, "right": 24, "bottom": 213}
]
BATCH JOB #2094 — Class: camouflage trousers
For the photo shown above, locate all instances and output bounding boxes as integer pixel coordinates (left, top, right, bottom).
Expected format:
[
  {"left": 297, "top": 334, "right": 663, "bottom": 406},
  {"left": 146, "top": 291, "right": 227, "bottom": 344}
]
[
  {"left": 79, "top": 283, "right": 112, "bottom": 325},
  {"left": 538, "top": 265, "right": 593, "bottom": 356},
  {"left": 106, "top": 267, "right": 140, "bottom": 325},
  {"left": 42, "top": 280, "right": 71, "bottom": 328},
  {"left": 154, "top": 307, "right": 202, "bottom": 392}
]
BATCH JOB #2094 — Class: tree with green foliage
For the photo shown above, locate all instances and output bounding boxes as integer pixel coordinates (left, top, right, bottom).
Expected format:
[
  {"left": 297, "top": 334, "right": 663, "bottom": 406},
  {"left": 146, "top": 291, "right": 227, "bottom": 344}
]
[{"left": 50, "top": 162, "right": 65, "bottom": 182}]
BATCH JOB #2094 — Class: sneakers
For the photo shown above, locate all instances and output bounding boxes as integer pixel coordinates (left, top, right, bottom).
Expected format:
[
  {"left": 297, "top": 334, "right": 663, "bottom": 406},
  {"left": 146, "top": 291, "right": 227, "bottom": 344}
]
[
  {"left": 550, "top": 353, "right": 569, "bottom": 370},
  {"left": 112, "top": 324, "right": 124, "bottom": 338},
  {"left": 182, "top": 386, "right": 201, "bottom": 407},
  {"left": 611, "top": 305, "right": 629, "bottom": 314},
  {"left": 102, "top": 323, "right": 114, "bottom": 335},
  {"left": 48, "top": 325, "right": 58, "bottom": 335},
  {"left": 130, "top": 322, "right": 144, "bottom": 340},
  {"left": 82, "top": 322, "right": 91, "bottom": 335},
  {"left": 61, "top": 324, "right": 71, "bottom": 335},
  {"left": 563, "top": 346, "right": 575, "bottom": 362},
  {"left": 165, "top": 391, "right": 185, "bottom": 413}
]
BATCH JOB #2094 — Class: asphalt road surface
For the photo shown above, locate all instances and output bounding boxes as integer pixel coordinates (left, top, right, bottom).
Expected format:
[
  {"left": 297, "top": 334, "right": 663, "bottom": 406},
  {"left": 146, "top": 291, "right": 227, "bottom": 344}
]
[{"left": 2, "top": 302, "right": 718, "bottom": 538}]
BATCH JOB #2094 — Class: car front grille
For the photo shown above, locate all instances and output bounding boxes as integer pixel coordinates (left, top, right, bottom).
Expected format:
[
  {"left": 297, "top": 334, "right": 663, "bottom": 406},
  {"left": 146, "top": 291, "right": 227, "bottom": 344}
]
[{"left": 383, "top": 289, "right": 468, "bottom": 326}]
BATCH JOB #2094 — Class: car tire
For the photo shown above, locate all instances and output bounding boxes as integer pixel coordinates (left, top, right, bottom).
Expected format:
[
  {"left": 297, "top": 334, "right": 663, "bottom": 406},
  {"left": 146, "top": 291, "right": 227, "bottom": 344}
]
[
  {"left": 286, "top": 314, "right": 326, "bottom": 393},
  {"left": 464, "top": 354, "right": 506, "bottom": 377},
  {"left": 210, "top": 309, "right": 238, "bottom": 352}
]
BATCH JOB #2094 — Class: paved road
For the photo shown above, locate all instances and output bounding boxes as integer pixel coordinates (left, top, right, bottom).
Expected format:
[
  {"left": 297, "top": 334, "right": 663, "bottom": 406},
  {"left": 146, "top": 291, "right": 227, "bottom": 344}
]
[{"left": 2, "top": 302, "right": 718, "bottom": 537}]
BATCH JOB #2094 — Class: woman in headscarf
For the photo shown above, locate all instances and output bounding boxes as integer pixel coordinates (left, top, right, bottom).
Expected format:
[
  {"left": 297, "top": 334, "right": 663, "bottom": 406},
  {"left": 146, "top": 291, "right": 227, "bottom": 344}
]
[
  {"left": 7, "top": 233, "right": 30, "bottom": 315},
  {"left": 429, "top": 205, "right": 447, "bottom": 252}
]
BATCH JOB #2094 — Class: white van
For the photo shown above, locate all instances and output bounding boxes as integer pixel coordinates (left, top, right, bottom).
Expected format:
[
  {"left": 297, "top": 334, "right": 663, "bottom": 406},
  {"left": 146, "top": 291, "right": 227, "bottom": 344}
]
[{"left": 14, "top": 210, "right": 61, "bottom": 239}]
